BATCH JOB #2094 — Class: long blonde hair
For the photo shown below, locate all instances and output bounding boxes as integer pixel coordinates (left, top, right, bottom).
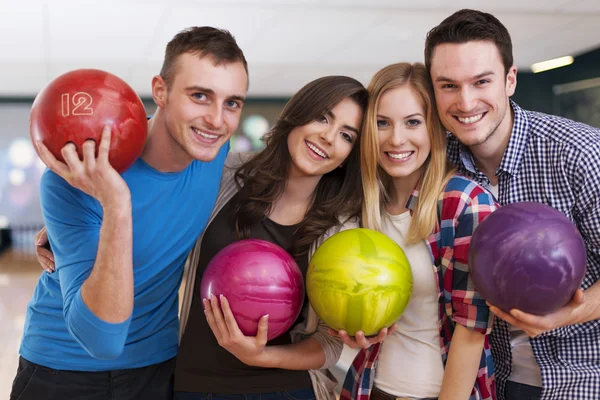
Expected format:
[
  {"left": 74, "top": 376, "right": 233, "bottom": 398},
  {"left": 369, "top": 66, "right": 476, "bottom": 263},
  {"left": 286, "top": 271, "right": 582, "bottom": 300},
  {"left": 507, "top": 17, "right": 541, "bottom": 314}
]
[{"left": 361, "top": 62, "right": 454, "bottom": 244}]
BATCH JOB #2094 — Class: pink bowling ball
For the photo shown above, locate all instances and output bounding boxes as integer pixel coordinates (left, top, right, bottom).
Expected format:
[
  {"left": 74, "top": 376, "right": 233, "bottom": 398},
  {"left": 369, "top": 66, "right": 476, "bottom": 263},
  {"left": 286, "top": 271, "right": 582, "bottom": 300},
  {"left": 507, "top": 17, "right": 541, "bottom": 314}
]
[{"left": 200, "top": 239, "right": 305, "bottom": 341}]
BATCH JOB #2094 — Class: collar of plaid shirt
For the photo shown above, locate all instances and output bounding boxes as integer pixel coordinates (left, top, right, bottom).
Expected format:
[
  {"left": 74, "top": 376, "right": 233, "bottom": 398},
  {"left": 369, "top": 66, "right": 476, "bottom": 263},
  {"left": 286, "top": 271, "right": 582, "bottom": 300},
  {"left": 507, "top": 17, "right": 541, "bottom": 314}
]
[{"left": 453, "top": 100, "right": 529, "bottom": 182}]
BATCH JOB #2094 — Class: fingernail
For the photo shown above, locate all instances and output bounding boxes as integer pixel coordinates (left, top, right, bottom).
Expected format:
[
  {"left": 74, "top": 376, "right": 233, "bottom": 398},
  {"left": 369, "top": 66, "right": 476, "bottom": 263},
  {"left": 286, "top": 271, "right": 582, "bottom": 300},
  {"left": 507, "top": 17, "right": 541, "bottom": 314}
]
[{"left": 36, "top": 238, "right": 43, "bottom": 245}]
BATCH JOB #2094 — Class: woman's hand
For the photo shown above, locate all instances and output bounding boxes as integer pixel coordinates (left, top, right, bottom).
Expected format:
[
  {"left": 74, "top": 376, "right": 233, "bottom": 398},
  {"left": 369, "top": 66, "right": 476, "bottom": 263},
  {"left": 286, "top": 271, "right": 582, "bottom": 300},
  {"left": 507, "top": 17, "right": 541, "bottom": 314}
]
[
  {"left": 204, "top": 294, "right": 271, "bottom": 367},
  {"left": 328, "top": 324, "right": 396, "bottom": 349}
]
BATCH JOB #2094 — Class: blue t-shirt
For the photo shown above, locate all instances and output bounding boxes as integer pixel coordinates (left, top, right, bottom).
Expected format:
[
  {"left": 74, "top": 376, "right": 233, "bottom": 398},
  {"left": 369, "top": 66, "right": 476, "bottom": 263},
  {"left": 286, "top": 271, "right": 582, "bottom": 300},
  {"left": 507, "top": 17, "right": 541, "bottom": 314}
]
[{"left": 19, "top": 143, "right": 229, "bottom": 371}]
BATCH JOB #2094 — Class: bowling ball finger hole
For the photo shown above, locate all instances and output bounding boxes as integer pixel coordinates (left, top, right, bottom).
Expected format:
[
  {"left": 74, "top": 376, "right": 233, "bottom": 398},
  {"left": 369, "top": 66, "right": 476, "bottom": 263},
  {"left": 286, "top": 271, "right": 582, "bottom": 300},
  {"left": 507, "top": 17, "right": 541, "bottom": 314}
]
[
  {"left": 84, "top": 138, "right": 98, "bottom": 148},
  {"left": 65, "top": 141, "right": 78, "bottom": 151}
]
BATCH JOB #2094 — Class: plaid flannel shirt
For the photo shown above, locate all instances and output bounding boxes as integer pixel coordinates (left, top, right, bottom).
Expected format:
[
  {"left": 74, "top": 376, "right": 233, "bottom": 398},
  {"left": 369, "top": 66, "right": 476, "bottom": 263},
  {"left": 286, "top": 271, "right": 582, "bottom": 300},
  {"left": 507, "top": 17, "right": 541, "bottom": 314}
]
[
  {"left": 448, "top": 100, "right": 600, "bottom": 400},
  {"left": 341, "top": 174, "right": 498, "bottom": 400}
]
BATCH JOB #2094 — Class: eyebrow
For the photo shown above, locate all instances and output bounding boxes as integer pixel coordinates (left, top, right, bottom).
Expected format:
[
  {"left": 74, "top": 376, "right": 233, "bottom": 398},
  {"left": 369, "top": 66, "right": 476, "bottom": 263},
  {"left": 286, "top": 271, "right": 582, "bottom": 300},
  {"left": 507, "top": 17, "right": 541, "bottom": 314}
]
[
  {"left": 327, "top": 109, "right": 360, "bottom": 135},
  {"left": 435, "top": 71, "right": 495, "bottom": 83},
  {"left": 376, "top": 113, "right": 423, "bottom": 119},
  {"left": 185, "top": 85, "right": 246, "bottom": 103}
]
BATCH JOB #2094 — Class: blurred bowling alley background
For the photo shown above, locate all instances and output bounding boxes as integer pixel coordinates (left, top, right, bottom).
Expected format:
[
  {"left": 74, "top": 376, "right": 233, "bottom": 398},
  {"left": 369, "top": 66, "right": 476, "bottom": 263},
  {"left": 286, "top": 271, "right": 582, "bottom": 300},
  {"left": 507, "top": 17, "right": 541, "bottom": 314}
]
[{"left": 1, "top": 0, "right": 600, "bottom": 397}]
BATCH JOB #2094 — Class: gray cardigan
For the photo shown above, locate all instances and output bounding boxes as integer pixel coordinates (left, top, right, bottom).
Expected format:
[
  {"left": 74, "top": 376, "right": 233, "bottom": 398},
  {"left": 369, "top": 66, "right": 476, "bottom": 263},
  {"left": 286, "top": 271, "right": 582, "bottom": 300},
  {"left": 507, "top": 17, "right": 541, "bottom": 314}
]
[{"left": 179, "top": 152, "right": 357, "bottom": 400}]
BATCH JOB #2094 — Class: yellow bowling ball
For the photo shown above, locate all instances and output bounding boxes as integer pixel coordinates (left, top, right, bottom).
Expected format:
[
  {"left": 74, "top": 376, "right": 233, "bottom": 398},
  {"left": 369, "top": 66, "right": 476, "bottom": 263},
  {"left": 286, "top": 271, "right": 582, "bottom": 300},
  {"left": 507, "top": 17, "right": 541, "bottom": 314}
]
[{"left": 307, "top": 228, "right": 413, "bottom": 336}]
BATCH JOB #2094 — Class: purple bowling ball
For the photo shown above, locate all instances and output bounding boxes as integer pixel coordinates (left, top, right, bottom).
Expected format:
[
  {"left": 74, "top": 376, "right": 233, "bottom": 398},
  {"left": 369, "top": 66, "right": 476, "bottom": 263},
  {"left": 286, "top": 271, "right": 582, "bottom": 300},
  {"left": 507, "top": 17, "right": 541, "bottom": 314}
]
[
  {"left": 200, "top": 239, "right": 305, "bottom": 341},
  {"left": 469, "top": 202, "right": 587, "bottom": 315}
]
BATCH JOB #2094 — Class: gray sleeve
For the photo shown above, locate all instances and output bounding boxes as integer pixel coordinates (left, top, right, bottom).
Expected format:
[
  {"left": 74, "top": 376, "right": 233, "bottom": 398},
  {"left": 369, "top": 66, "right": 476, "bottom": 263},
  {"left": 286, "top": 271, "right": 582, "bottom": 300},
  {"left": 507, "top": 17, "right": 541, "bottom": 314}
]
[{"left": 310, "top": 310, "right": 344, "bottom": 369}]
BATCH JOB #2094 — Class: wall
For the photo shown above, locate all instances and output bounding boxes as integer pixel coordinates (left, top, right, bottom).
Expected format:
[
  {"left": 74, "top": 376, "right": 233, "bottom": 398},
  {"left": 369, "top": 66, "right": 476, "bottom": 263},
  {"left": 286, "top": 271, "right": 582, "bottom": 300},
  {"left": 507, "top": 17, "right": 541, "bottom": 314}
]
[
  {"left": 0, "top": 98, "right": 287, "bottom": 230},
  {"left": 3, "top": 46, "right": 600, "bottom": 229},
  {"left": 512, "top": 46, "right": 600, "bottom": 118}
]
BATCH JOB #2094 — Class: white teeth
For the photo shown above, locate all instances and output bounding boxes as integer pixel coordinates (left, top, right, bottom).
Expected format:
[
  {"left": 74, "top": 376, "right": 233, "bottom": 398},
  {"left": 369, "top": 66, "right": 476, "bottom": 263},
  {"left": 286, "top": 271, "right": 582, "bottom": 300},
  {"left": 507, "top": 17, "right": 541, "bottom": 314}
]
[
  {"left": 192, "top": 127, "right": 218, "bottom": 139},
  {"left": 387, "top": 151, "right": 412, "bottom": 160},
  {"left": 457, "top": 114, "right": 483, "bottom": 124},
  {"left": 306, "top": 141, "right": 328, "bottom": 158}
]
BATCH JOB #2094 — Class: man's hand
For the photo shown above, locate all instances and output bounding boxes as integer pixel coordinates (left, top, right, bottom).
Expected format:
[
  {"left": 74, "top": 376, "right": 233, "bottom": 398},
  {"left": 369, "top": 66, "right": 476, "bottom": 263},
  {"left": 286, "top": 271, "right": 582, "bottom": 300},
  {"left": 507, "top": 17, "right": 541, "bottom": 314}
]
[
  {"left": 488, "top": 289, "right": 586, "bottom": 337},
  {"left": 36, "top": 126, "right": 130, "bottom": 209},
  {"left": 34, "top": 227, "right": 55, "bottom": 273}
]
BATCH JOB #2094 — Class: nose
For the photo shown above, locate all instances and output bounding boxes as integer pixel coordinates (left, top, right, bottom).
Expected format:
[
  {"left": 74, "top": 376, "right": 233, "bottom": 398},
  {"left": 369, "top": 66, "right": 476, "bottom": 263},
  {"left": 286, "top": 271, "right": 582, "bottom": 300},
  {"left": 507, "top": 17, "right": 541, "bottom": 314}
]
[
  {"left": 389, "top": 125, "right": 408, "bottom": 147},
  {"left": 319, "top": 126, "right": 336, "bottom": 145},
  {"left": 457, "top": 87, "right": 477, "bottom": 113},
  {"left": 204, "top": 102, "right": 224, "bottom": 130}
]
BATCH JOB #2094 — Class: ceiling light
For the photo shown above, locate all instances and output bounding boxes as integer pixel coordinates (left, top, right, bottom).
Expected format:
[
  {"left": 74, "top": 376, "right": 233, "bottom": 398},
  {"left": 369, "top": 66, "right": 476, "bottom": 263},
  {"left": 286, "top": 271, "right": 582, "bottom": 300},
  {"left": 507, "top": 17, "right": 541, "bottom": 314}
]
[{"left": 531, "top": 56, "right": 574, "bottom": 73}]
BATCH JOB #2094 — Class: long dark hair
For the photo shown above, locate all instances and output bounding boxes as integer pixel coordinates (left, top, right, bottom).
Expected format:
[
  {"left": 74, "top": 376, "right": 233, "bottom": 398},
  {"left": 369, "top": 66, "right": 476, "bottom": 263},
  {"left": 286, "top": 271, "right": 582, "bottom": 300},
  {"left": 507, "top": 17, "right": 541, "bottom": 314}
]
[{"left": 232, "top": 75, "right": 368, "bottom": 256}]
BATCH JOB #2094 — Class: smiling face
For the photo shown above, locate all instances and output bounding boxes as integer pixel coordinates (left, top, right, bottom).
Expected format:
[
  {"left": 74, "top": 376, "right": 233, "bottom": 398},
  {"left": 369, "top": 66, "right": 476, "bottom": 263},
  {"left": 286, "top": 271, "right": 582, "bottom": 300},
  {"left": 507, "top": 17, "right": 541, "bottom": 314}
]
[
  {"left": 376, "top": 84, "right": 431, "bottom": 184},
  {"left": 429, "top": 40, "right": 517, "bottom": 149},
  {"left": 286, "top": 97, "right": 363, "bottom": 179},
  {"left": 153, "top": 52, "right": 248, "bottom": 163}
]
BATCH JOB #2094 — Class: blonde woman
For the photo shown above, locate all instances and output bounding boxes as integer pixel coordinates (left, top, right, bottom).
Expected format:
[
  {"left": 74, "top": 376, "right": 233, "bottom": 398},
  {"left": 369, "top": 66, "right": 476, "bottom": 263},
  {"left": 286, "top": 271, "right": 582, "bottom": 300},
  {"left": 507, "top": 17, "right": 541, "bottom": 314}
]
[{"left": 337, "top": 63, "right": 498, "bottom": 400}]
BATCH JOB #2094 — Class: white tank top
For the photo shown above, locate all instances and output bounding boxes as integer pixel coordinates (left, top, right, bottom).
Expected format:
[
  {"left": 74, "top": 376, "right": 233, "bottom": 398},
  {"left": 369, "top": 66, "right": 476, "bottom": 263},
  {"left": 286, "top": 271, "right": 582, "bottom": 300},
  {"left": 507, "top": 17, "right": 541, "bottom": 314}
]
[{"left": 374, "top": 211, "right": 444, "bottom": 398}]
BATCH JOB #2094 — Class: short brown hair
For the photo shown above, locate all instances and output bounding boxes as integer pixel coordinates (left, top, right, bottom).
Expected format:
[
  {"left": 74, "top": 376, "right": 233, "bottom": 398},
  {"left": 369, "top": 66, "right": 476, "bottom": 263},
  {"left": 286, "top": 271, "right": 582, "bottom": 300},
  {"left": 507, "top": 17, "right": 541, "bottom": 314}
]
[
  {"left": 425, "top": 9, "right": 513, "bottom": 75},
  {"left": 160, "top": 26, "right": 248, "bottom": 87}
]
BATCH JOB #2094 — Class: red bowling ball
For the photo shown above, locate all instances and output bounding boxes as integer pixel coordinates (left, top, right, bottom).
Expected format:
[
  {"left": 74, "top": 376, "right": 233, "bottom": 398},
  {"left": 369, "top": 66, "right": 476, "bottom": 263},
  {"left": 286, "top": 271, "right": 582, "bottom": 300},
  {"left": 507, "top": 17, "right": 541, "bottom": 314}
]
[
  {"left": 200, "top": 239, "right": 305, "bottom": 341},
  {"left": 30, "top": 68, "right": 148, "bottom": 173}
]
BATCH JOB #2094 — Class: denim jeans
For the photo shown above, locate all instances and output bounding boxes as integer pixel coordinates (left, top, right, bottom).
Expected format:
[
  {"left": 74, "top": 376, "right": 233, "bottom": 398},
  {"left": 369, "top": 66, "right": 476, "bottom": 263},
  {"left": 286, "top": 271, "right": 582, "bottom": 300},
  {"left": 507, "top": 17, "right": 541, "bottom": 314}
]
[
  {"left": 11, "top": 356, "right": 175, "bottom": 400},
  {"left": 505, "top": 380, "right": 542, "bottom": 400},
  {"left": 174, "top": 387, "right": 316, "bottom": 400}
]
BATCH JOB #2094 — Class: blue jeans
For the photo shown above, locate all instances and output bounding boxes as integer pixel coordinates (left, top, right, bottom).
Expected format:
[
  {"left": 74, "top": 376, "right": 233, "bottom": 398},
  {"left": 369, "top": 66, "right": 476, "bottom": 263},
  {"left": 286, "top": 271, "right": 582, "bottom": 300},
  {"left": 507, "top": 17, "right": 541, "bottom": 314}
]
[
  {"left": 505, "top": 381, "right": 542, "bottom": 400},
  {"left": 175, "top": 388, "right": 316, "bottom": 400}
]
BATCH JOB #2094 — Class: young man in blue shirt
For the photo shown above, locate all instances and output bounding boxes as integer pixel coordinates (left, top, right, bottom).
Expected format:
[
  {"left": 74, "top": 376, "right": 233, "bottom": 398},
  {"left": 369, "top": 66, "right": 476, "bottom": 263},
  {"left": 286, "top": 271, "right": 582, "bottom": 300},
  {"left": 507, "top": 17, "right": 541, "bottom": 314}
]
[
  {"left": 11, "top": 26, "right": 249, "bottom": 400},
  {"left": 426, "top": 9, "right": 600, "bottom": 400}
]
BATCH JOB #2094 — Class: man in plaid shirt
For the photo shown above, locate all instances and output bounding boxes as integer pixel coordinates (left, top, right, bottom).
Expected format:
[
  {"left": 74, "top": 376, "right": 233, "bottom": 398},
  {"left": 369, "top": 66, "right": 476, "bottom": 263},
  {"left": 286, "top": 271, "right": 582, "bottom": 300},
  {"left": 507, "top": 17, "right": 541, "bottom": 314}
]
[{"left": 425, "top": 9, "right": 600, "bottom": 400}]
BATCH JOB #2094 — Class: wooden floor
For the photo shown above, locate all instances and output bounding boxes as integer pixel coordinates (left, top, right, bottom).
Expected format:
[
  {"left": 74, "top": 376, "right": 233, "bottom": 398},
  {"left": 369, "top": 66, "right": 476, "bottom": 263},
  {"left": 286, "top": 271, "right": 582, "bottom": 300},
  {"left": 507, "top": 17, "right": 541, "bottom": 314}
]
[{"left": 0, "top": 249, "right": 43, "bottom": 399}]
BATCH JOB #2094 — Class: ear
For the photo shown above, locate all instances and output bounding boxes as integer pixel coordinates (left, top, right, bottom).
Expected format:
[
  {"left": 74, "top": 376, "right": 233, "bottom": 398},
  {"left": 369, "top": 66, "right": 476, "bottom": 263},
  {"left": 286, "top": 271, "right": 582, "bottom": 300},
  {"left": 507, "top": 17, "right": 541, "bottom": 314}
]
[
  {"left": 506, "top": 65, "right": 518, "bottom": 97},
  {"left": 152, "top": 75, "right": 168, "bottom": 109}
]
